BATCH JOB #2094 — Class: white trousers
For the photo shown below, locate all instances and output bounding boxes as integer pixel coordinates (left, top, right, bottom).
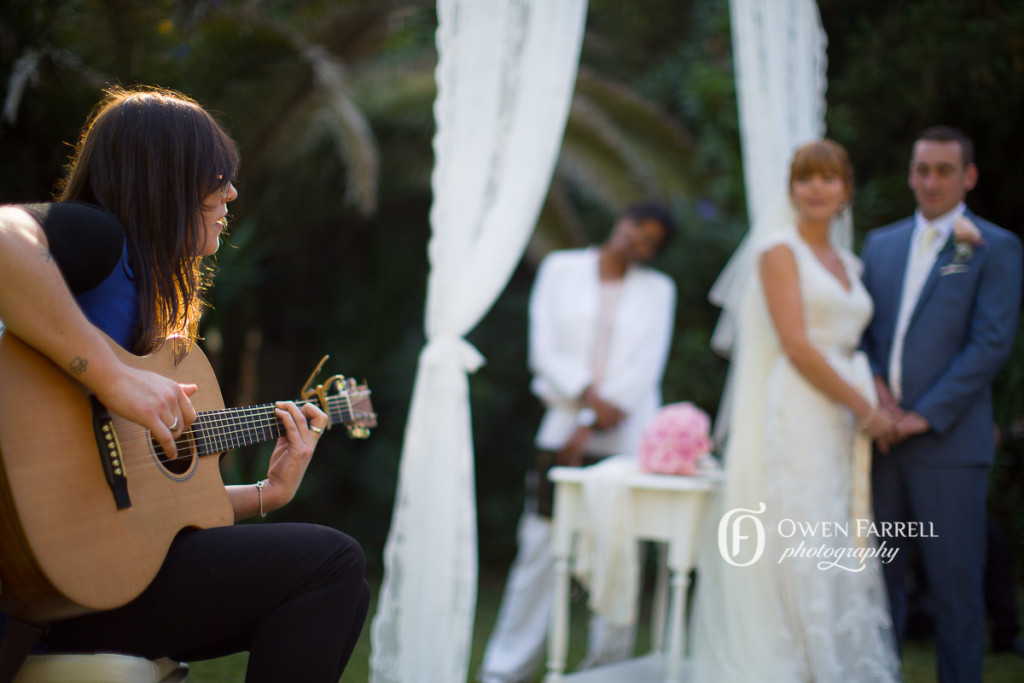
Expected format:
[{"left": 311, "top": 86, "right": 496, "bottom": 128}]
[{"left": 478, "top": 507, "right": 636, "bottom": 683}]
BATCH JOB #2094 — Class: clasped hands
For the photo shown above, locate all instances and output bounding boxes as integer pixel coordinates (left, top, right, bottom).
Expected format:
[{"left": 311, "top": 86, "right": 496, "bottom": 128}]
[
  {"left": 557, "top": 386, "right": 625, "bottom": 468},
  {"left": 867, "top": 377, "right": 930, "bottom": 454}
]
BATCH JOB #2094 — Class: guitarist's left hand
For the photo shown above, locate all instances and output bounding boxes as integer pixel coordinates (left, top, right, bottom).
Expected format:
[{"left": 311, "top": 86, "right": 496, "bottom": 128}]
[{"left": 230, "top": 401, "right": 328, "bottom": 521}]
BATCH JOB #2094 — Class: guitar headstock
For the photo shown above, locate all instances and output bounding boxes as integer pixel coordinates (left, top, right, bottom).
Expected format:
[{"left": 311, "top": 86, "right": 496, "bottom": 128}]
[
  {"left": 301, "top": 357, "right": 376, "bottom": 439},
  {"left": 330, "top": 376, "right": 377, "bottom": 439}
]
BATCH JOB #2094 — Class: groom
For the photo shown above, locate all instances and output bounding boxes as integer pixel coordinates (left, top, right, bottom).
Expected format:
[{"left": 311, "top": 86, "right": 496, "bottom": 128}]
[{"left": 860, "top": 125, "right": 1022, "bottom": 683}]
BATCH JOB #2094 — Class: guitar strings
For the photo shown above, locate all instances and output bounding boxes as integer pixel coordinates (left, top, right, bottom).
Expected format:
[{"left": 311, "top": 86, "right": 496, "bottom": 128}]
[
  {"left": 113, "top": 404, "right": 322, "bottom": 466},
  {"left": 109, "top": 392, "right": 369, "bottom": 445},
  {"left": 105, "top": 394, "right": 370, "bottom": 474},
  {"left": 113, "top": 408, "right": 285, "bottom": 473}
]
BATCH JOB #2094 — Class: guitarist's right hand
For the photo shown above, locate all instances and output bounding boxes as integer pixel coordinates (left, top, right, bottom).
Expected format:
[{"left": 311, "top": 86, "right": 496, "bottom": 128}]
[
  {"left": 2, "top": 207, "right": 199, "bottom": 457},
  {"left": 96, "top": 365, "right": 198, "bottom": 458}
]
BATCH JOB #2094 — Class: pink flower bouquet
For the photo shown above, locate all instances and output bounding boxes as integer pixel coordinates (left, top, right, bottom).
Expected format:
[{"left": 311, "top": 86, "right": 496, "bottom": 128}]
[{"left": 637, "top": 402, "right": 712, "bottom": 476}]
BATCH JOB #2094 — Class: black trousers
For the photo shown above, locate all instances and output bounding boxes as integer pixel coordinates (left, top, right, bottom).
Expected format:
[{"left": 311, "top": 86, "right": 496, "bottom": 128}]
[
  {"left": 44, "top": 523, "right": 369, "bottom": 683},
  {"left": 534, "top": 450, "right": 607, "bottom": 518}
]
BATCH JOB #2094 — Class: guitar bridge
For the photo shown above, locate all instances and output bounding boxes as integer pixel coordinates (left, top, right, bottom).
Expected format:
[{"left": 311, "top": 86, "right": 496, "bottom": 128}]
[{"left": 90, "top": 396, "right": 132, "bottom": 510}]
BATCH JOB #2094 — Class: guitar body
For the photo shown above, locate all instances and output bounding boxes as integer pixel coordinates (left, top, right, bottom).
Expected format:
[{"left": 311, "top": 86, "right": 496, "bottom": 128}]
[{"left": 0, "top": 332, "right": 233, "bottom": 623}]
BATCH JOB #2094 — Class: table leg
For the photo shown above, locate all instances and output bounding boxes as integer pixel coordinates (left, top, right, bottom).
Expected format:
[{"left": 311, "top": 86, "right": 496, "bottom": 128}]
[
  {"left": 651, "top": 542, "right": 669, "bottom": 654},
  {"left": 543, "top": 553, "right": 571, "bottom": 683},
  {"left": 544, "top": 484, "right": 575, "bottom": 683},
  {"left": 664, "top": 568, "right": 690, "bottom": 683}
]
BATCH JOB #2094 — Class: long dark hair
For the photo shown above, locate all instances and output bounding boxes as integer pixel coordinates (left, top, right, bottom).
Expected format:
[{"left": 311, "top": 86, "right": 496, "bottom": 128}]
[{"left": 58, "top": 86, "right": 239, "bottom": 356}]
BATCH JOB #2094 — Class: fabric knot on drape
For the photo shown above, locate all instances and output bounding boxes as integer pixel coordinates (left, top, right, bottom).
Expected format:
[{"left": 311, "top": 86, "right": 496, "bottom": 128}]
[
  {"left": 370, "top": 2, "right": 588, "bottom": 680},
  {"left": 421, "top": 335, "right": 485, "bottom": 373}
]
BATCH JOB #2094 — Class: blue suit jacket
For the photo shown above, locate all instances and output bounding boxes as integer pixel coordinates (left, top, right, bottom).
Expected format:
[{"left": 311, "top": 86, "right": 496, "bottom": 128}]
[{"left": 861, "top": 211, "right": 1022, "bottom": 467}]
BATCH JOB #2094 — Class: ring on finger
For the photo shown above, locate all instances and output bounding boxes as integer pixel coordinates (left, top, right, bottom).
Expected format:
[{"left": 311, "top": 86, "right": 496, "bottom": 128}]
[
  {"left": 310, "top": 425, "right": 324, "bottom": 435},
  {"left": 168, "top": 416, "right": 179, "bottom": 432}
]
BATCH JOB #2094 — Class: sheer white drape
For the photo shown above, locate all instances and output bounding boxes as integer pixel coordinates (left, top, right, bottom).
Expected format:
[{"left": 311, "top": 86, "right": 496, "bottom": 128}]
[
  {"left": 708, "top": 0, "right": 829, "bottom": 418},
  {"left": 368, "top": 2, "right": 588, "bottom": 681},
  {"left": 729, "top": 0, "right": 827, "bottom": 229}
]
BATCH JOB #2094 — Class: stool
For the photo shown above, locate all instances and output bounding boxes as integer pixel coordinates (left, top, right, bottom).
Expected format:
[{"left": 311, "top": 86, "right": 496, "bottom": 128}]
[{"left": 14, "top": 654, "right": 189, "bottom": 682}]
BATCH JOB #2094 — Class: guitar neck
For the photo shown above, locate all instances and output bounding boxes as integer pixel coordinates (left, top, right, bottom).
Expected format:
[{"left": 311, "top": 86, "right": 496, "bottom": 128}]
[{"left": 192, "top": 396, "right": 350, "bottom": 456}]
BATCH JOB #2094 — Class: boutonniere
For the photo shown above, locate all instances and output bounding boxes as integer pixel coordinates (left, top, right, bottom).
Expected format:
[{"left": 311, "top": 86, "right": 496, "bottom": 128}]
[{"left": 952, "top": 215, "right": 985, "bottom": 265}]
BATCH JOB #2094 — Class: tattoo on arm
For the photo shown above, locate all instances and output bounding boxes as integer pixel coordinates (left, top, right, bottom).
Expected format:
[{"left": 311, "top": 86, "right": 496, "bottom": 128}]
[
  {"left": 68, "top": 356, "right": 88, "bottom": 376},
  {"left": 39, "top": 247, "right": 53, "bottom": 263}
]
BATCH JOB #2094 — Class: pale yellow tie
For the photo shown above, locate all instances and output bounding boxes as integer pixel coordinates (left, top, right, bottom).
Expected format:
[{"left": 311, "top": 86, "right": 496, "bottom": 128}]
[{"left": 917, "top": 222, "right": 939, "bottom": 257}]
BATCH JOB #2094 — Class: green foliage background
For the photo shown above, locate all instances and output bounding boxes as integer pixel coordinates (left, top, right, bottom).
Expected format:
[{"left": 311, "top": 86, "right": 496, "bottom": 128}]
[{"left": 1, "top": 0, "right": 1022, "bottom": 579}]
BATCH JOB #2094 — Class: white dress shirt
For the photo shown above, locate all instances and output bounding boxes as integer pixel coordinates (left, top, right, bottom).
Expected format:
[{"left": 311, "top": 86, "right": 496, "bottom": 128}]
[{"left": 888, "top": 202, "right": 965, "bottom": 401}]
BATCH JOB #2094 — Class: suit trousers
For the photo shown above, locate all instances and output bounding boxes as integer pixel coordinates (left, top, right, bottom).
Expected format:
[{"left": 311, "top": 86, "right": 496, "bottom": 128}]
[
  {"left": 872, "top": 453, "right": 989, "bottom": 683},
  {"left": 43, "top": 523, "right": 370, "bottom": 683}
]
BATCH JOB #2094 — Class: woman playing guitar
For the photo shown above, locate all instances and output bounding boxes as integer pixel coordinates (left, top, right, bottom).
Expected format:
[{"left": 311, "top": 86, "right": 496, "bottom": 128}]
[{"left": 0, "top": 86, "right": 369, "bottom": 682}]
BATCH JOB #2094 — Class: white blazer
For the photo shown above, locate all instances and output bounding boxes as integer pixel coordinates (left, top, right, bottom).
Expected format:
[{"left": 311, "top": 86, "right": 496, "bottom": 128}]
[{"left": 529, "top": 247, "right": 676, "bottom": 455}]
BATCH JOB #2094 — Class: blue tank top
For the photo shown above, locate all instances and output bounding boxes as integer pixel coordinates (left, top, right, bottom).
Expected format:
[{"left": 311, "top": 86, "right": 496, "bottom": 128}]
[{"left": 75, "top": 242, "right": 139, "bottom": 349}]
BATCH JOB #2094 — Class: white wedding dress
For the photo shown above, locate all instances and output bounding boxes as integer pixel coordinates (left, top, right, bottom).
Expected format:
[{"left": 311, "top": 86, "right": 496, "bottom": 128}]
[{"left": 691, "top": 232, "right": 900, "bottom": 682}]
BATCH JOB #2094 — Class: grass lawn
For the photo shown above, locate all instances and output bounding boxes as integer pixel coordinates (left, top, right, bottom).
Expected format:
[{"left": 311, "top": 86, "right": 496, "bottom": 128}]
[{"left": 186, "top": 571, "right": 1024, "bottom": 682}]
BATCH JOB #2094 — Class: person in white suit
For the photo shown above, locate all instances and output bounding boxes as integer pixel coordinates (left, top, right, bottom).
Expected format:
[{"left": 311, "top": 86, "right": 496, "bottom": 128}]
[{"left": 478, "top": 203, "right": 677, "bottom": 683}]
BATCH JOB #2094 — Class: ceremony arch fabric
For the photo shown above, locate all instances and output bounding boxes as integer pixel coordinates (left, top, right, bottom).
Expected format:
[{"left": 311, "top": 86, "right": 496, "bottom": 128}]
[
  {"left": 729, "top": 0, "right": 827, "bottom": 229},
  {"left": 709, "top": 0, "right": 829, "bottom": 392},
  {"left": 369, "top": 1, "right": 588, "bottom": 681}
]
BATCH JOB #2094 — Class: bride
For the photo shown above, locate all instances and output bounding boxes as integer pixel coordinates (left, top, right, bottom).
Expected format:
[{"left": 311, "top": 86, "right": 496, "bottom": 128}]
[{"left": 691, "top": 139, "right": 901, "bottom": 681}]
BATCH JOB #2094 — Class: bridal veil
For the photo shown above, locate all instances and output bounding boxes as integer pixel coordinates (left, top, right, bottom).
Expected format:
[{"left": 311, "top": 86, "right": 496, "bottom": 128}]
[{"left": 690, "top": 1, "right": 830, "bottom": 680}]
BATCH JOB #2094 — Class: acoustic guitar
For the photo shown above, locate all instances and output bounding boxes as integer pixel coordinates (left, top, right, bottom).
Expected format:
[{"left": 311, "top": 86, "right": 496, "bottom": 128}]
[{"left": 0, "top": 330, "right": 375, "bottom": 624}]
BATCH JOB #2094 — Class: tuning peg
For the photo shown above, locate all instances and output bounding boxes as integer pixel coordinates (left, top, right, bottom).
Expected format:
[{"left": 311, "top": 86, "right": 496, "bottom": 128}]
[{"left": 346, "top": 424, "right": 371, "bottom": 439}]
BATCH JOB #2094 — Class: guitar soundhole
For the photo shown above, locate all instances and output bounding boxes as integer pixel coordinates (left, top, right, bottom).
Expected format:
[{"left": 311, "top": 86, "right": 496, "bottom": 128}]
[{"left": 152, "top": 432, "right": 197, "bottom": 478}]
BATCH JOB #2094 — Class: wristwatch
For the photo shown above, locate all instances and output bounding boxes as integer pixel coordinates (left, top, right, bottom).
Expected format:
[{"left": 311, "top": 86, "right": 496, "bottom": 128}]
[{"left": 575, "top": 407, "right": 597, "bottom": 428}]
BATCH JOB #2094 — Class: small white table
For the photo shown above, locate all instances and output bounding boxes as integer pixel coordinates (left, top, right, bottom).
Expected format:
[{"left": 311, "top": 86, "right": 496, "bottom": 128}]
[{"left": 544, "top": 465, "right": 722, "bottom": 683}]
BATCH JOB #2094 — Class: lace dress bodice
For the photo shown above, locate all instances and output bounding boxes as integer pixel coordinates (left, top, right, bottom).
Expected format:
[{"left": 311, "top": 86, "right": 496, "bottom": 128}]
[{"left": 791, "top": 239, "right": 873, "bottom": 352}]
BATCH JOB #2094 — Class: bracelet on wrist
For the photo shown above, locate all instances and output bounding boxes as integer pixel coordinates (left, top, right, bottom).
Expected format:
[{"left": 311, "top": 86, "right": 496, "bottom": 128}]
[
  {"left": 575, "top": 407, "right": 597, "bottom": 428},
  {"left": 859, "top": 407, "right": 878, "bottom": 431},
  {"left": 255, "top": 479, "right": 268, "bottom": 519}
]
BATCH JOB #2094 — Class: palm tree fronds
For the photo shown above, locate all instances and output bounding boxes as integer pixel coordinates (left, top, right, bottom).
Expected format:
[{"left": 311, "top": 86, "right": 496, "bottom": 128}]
[
  {"left": 542, "top": 68, "right": 698, "bottom": 238},
  {"left": 301, "top": 44, "right": 380, "bottom": 215},
  {"left": 575, "top": 67, "right": 695, "bottom": 162},
  {"left": 4, "top": 49, "right": 40, "bottom": 124}
]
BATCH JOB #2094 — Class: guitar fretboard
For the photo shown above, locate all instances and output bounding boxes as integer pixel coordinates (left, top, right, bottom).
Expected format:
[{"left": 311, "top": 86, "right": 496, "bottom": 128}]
[{"left": 190, "top": 394, "right": 358, "bottom": 457}]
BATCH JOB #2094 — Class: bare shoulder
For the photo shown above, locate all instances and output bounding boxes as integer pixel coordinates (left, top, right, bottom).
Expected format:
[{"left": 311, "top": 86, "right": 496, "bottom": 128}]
[
  {"left": 0, "top": 204, "right": 36, "bottom": 227},
  {"left": 759, "top": 241, "right": 797, "bottom": 271},
  {"left": 0, "top": 205, "right": 45, "bottom": 242}
]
